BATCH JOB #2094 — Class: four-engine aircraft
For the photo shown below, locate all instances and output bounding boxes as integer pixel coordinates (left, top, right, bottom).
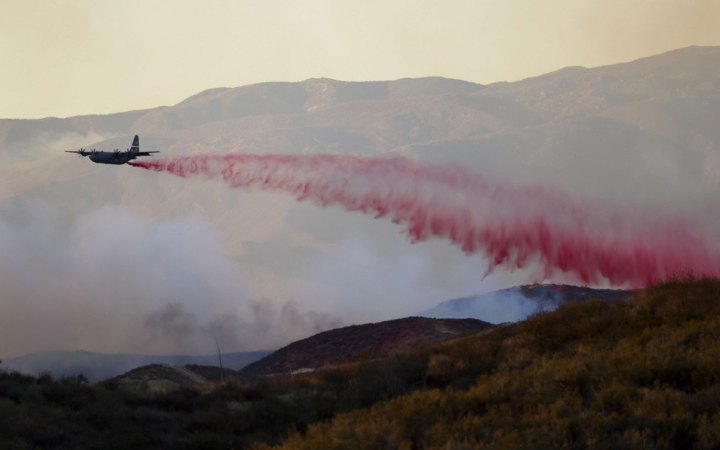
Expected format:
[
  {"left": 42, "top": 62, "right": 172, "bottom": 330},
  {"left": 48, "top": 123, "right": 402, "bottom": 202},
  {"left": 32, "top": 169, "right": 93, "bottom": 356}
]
[{"left": 66, "top": 135, "right": 158, "bottom": 165}]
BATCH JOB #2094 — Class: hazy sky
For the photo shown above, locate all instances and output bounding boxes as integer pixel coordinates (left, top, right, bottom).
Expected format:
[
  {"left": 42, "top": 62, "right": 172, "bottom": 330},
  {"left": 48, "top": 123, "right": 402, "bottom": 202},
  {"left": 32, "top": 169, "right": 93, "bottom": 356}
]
[{"left": 2, "top": 0, "right": 719, "bottom": 119}]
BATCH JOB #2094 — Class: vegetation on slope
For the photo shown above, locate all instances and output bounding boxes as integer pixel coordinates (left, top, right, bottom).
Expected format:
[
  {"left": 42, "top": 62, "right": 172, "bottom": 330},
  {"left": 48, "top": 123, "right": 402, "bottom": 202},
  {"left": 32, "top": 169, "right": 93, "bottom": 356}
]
[
  {"left": 1, "top": 278, "right": 719, "bottom": 449},
  {"left": 265, "top": 277, "right": 720, "bottom": 449}
]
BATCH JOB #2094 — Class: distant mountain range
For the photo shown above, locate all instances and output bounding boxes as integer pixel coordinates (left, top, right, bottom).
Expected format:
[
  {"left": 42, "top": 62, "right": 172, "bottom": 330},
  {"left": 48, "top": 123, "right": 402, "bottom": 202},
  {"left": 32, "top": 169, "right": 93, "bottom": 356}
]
[
  {"left": 5, "top": 46, "right": 719, "bottom": 221},
  {"left": 0, "top": 350, "right": 269, "bottom": 383},
  {"left": 420, "top": 284, "right": 632, "bottom": 323}
]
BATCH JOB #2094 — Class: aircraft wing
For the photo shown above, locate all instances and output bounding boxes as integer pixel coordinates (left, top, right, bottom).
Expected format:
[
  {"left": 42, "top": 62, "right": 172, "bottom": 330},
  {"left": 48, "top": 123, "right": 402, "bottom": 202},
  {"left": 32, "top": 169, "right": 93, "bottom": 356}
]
[{"left": 65, "top": 150, "right": 90, "bottom": 156}]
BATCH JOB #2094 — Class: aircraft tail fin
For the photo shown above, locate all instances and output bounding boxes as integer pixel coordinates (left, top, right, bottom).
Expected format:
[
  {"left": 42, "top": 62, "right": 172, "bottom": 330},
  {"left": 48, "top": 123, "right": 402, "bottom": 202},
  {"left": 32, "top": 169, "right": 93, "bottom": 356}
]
[{"left": 130, "top": 135, "right": 140, "bottom": 153}]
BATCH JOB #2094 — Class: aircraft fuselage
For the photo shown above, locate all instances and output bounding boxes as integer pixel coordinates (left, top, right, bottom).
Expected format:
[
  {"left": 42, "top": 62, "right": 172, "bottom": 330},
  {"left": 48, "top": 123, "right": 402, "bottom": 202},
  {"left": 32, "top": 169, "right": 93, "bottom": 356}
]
[{"left": 89, "top": 151, "right": 137, "bottom": 165}]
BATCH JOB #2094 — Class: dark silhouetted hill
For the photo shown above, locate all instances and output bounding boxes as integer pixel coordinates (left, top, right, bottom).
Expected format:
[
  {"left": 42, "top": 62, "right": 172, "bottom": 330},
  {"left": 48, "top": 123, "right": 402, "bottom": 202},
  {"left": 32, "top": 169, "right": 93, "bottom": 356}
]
[
  {"left": 240, "top": 317, "right": 493, "bottom": 377},
  {"left": 109, "top": 364, "right": 239, "bottom": 392}
]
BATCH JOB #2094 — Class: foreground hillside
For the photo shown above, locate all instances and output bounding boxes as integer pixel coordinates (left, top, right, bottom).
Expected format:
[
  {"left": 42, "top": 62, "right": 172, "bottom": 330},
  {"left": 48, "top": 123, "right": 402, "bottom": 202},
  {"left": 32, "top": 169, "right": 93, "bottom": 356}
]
[
  {"left": 269, "top": 278, "right": 720, "bottom": 449},
  {"left": 1, "top": 278, "right": 719, "bottom": 449}
]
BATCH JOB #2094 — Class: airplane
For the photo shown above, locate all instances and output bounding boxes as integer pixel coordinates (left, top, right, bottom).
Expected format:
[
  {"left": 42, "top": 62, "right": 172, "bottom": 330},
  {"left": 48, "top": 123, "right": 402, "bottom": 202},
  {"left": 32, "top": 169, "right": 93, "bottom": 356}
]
[{"left": 65, "top": 135, "right": 159, "bottom": 165}]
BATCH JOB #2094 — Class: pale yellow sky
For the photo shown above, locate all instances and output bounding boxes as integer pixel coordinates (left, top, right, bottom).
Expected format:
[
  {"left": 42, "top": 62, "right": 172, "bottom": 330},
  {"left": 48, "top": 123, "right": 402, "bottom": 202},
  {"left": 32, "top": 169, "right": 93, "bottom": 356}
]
[{"left": 1, "top": 0, "right": 718, "bottom": 119}]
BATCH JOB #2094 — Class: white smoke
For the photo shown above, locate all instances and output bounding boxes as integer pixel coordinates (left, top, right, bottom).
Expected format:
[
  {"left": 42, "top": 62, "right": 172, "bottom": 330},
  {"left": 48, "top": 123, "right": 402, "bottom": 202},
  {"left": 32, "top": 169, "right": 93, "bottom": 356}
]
[{"left": 0, "top": 202, "right": 338, "bottom": 358}]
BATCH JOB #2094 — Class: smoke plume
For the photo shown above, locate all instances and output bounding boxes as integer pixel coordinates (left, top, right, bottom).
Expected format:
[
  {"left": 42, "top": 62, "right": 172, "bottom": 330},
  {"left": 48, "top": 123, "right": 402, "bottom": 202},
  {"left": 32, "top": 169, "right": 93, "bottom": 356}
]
[
  {"left": 0, "top": 202, "right": 340, "bottom": 358},
  {"left": 131, "top": 154, "right": 720, "bottom": 287}
]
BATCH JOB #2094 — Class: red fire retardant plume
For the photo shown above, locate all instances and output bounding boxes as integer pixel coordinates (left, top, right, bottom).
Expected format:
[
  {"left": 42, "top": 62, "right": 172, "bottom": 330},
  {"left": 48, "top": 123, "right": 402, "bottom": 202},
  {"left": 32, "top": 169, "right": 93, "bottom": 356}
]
[{"left": 130, "top": 154, "right": 720, "bottom": 287}]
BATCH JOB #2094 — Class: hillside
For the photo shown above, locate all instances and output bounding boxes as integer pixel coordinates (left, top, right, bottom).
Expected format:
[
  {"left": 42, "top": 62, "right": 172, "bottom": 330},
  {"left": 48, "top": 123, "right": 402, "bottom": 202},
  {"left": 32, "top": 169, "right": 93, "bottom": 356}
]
[
  {"left": 1, "top": 278, "right": 719, "bottom": 449},
  {"left": 267, "top": 277, "right": 720, "bottom": 449},
  {"left": 110, "top": 364, "right": 237, "bottom": 392},
  {"left": 240, "top": 316, "right": 493, "bottom": 377},
  {"left": 420, "top": 283, "right": 632, "bottom": 322}
]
